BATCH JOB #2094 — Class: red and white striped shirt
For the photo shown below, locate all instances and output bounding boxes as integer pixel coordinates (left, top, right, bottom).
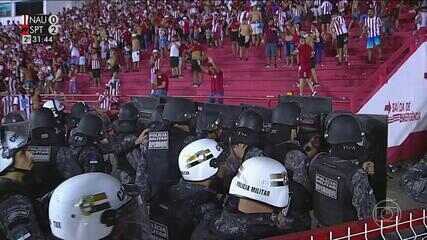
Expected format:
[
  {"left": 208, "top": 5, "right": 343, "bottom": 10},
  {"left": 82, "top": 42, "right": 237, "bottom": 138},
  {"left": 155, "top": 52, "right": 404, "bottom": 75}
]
[
  {"left": 320, "top": 1, "right": 333, "bottom": 15},
  {"left": 111, "top": 28, "right": 122, "bottom": 44},
  {"left": 99, "top": 94, "right": 111, "bottom": 111},
  {"left": 364, "top": 16, "right": 382, "bottom": 37},
  {"left": 98, "top": 94, "right": 118, "bottom": 111},
  {"left": 16, "top": 94, "right": 32, "bottom": 119},
  {"left": 239, "top": 11, "right": 249, "bottom": 23},
  {"left": 331, "top": 15, "right": 348, "bottom": 36},
  {"left": 107, "top": 78, "right": 120, "bottom": 96},
  {"left": 277, "top": 9, "right": 287, "bottom": 28},
  {"left": 91, "top": 55, "right": 101, "bottom": 70},
  {"left": 2, "top": 95, "right": 17, "bottom": 116},
  {"left": 292, "top": 6, "right": 303, "bottom": 17}
]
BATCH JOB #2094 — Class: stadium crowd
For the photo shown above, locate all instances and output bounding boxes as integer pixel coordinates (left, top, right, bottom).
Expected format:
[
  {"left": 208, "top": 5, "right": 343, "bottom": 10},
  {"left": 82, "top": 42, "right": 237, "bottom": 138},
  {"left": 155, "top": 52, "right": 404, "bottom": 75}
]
[{"left": 1, "top": 0, "right": 425, "bottom": 117}]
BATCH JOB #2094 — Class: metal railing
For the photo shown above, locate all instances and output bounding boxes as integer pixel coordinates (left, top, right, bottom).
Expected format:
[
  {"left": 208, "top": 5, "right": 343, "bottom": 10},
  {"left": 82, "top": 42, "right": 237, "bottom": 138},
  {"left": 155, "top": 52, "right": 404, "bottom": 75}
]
[{"left": 267, "top": 209, "right": 427, "bottom": 240}]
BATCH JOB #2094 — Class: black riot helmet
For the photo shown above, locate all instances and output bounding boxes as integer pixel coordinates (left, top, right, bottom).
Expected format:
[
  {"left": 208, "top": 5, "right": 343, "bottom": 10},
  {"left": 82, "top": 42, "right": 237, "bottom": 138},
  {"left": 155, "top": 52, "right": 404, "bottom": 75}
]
[
  {"left": 70, "top": 102, "right": 90, "bottom": 121},
  {"left": 30, "top": 108, "right": 56, "bottom": 130},
  {"left": 74, "top": 113, "right": 104, "bottom": 140},
  {"left": 162, "top": 98, "right": 196, "bottom": 124},
  {"left": 271, "top": 102, "right": 301, "bottom": 126},
  {"left": 324, "top": 113, "right": 364, "bottom": 145},
  {"left": 236, "top": 110, "right": 263, "bottom": 133},
  {"left": 119, "top": 102, "right": 139, "bottom": 122},
  {"left": 2, "top": 112, "right": 25, "bottom": 124},
  {"left": 94, "top": 111, "right": 113, "bottom": 132},
  {"left": 196, "top": 111, "right": 223, "bottom": 133},
  {"left": 229, "top": 127, "right": 259, "bottom": 147},
  {"left": 150, "top": 106, "right": 163, "bottom": 124}
]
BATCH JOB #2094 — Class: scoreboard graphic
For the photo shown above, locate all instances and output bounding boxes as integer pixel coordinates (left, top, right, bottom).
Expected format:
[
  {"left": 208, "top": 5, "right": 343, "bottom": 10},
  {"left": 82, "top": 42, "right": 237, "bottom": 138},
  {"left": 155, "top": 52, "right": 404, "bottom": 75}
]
[{"left": 20, "top": 14, "right": 60, "bottom": 44}]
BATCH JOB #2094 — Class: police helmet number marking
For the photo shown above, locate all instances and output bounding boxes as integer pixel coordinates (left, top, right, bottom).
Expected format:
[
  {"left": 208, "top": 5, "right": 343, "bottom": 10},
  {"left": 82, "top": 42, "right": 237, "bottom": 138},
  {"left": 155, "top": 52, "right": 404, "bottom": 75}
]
[
  {"left": 117, "top": 186, "right": 126, "bottom": 202},
  {"left": 78, "top": 192, "right": 111, "bottom": 216},
  {"left": 270, "top": 172, "right": 289, "bottom": 187},
  {"left": 186, "top": 149, "right": 213, "bottom": 168}
]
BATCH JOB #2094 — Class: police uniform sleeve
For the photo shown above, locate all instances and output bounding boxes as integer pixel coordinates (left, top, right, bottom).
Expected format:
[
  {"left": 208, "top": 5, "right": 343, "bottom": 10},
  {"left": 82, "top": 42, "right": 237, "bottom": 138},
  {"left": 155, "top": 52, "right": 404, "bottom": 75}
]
[
  {"left": 400, "top": 162, "right": 427, "bottom": 203},
  {"left": 55, "top": 146, "right": 84, "bottom": 179},
  {"left": 284, "top": 150, "right": 311, "bottom": 191},
  {"left": 134, "top": 146, "right": 150, "bottom": 201},
  {"left": 351, "top": 169, "right": 376, "bottom": 220},
  {"left": 0, "top": 194, "right": 46, "bottom": 240},
  {"left": 99, "top": 135, "right": 137, "bottom": 155},
  {"left": 113, "top": 196, "right": 153, "bottom": 240},
  {"left": 213, "top": 211, "right": 280, "bottom": 239}
]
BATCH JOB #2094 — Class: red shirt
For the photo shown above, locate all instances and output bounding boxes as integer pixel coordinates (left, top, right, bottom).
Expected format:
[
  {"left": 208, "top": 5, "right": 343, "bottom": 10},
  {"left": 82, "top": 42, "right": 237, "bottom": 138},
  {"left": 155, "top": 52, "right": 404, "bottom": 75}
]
[
  {"left": 230, "top": 21, "right": 240, "bottom": 31},
  {"left": 179, "top": 43, "right": 187, "bottom": 56},
  {"left": 123, "top": 30, "right": 131, "bottom": 46},
  {"left": 157, "top": 73, "right": 169, "bottom": 92},
  {"left": 298, "top": 44, "right": 312, "bottom": 66},
  {"left": 191, "top": 44, "right": 205, "bottom": 53},
  {"left": 264, "top": 26, "right": 279, "bottom": 44},
  {"left": 183, "top": 20, "right": 190, "bottom": 34},
  {"left": 210, "top": 70, "right": 224, "bottom": 94}
]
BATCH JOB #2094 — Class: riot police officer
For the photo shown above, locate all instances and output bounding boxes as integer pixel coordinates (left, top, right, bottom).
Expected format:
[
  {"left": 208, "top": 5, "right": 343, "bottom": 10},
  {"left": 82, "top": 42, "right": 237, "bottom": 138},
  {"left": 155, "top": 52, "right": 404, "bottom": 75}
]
[
  {"left": 105, "top": 102, "right": 144, "bottom": 185},
  {"left": 267, "top": 102, "right": 312, "bottom": 231},
  {"left": 68, "top": 102, "right": 90, "bottom": 130},
  {"left": 0, "top": 119, "right": 48, "bottom": 239},
  {"left": 400, "top": 155, "right": 427, "bottom": 203},
  {"left": 195, "top": 110, "right": 224, "bottom": 142},
  {"left": 141, "top": 98, "right": 197, "bottom": 200},
  {"left": 28, "top": 109, "right": 65, "bottom": 197},
  {"left": 49, "top": 172, "right": 153, "bottom": 240},
  {"left": 192, "top": 157, "right": 293, "bottom": 240},
  {"left": 267, "top": 102, "right": 302, "bottom": 160},
  {"left": 43, "top": 99, "right": 68, "bottom": 143},
  {"left": 56, "top": 113, "right": 110, "bottom": 179},
  {"left": 30, "top": 108, "right": 65, "bottom": 147},
  {"left": 309, "top": 112, "right": 376, "bottom": 226},
  {"left": 216, "top": 110, "right": 265, "bottom": 193},
  {"left": 151, "top": 139, "right": 225, "bottom": 240}
]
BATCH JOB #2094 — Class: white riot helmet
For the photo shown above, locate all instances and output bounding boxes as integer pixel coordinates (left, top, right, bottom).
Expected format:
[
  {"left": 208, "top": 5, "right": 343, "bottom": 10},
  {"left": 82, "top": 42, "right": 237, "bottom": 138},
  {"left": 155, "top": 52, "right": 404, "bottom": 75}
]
[
  {"left": 178, "top": 138, "right": 224, "bottom": 181},
  {"left": 49, "top": 173, "right": 130, "bottom": 240},
  {"left": 229, "top": 157, "right": 290, "bottom": 208},
  {"left": 43, "top": 99, "right": 65, "bottom": 117},
  {"left": 0, "top": 121, "right": 30, "bottom": 173}
]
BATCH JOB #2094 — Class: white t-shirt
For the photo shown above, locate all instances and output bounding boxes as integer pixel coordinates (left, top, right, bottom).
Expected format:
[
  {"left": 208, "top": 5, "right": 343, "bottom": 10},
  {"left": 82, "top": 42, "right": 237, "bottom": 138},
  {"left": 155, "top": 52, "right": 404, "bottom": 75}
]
[
  {"left": 170, "top": 42, "right": 180, "bottom": 57},
  {"left": 70, "top": 46, "right": 80, "bottom": 57}
]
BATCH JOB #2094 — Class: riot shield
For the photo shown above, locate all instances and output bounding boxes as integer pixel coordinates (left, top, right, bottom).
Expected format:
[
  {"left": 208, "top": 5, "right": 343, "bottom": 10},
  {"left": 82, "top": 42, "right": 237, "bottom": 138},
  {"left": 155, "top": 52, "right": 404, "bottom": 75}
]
[
  {"left": 280, "top": 96, "right": 332, "bottom": 145},
  {"left": 279, "top": 95, "right": 332, "bottom": 114},
  {"left": 131, "top": 96, "right": 162, "bottom": 125},
  {"left": 240, "top": 104, "right": 273, "bottom": 132},
  {"left": 356, "top": 114, "right": 388, "bottom": 205},
  {"left": 159, "top": 96, "right": 193, "bottom": 105},
  {"left": 199, "top": 103, "right": 244, "bottom": 129}
]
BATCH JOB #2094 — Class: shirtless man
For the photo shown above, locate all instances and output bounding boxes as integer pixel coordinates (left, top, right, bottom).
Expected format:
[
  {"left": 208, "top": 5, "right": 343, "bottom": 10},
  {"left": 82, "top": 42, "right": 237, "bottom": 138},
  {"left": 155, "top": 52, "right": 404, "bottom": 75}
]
[
  {"left": 239, "top": 19, "right": 252, "bottom": 61},
  {"left": 249, "top": 6, "right": 263, "bottom": 46}
]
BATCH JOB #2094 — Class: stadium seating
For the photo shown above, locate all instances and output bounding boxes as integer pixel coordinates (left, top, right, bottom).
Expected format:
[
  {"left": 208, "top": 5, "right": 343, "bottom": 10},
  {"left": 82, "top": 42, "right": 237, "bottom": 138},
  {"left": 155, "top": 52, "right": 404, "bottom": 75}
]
[{"left": 70, "top": 7, "right": 416, "bottom": 112}]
